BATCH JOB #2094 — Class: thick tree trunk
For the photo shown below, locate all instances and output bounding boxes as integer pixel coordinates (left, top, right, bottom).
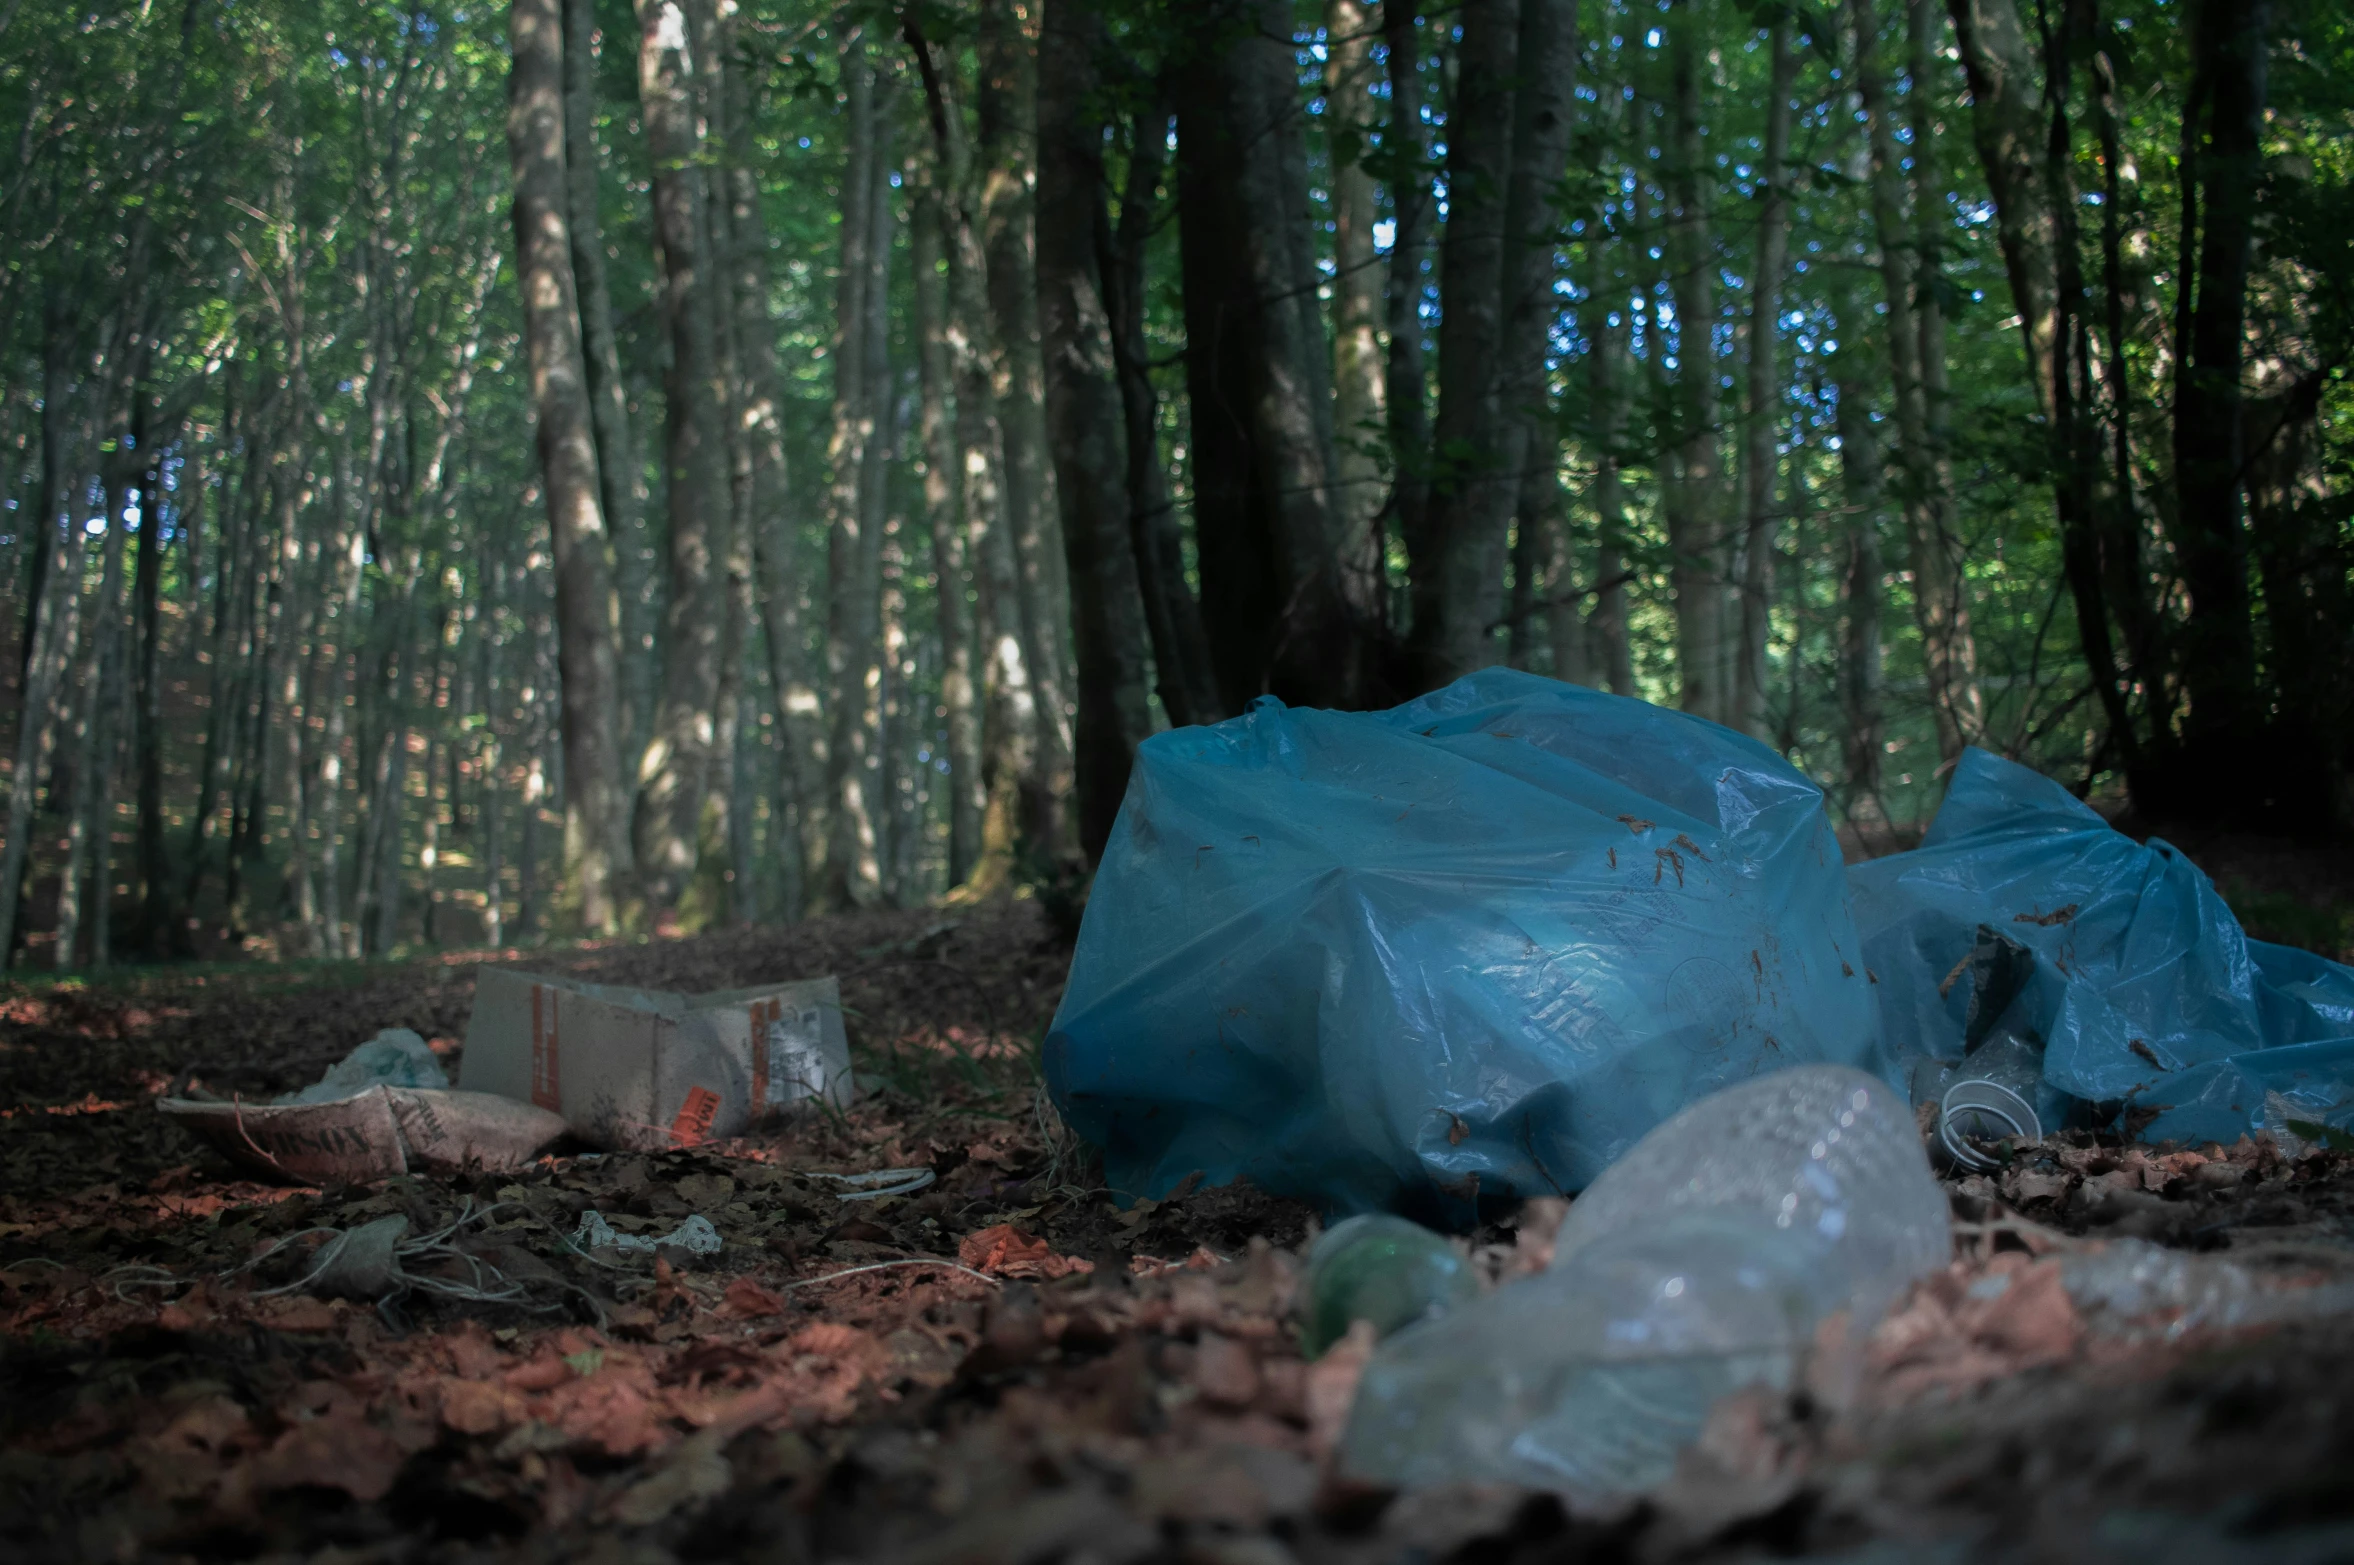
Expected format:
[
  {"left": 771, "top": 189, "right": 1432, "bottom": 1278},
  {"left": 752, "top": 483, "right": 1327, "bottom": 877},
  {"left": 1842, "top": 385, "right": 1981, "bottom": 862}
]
[
  {"left": 510, "top": 0, "right": 627, "bottom": 932},
  {"left": 1104, "top": 99, "right": 1220, "bottom": 730},
  {"left": 1175, "top": 0, "right": 1369, "bottom": 711},
  {"left": 1732, "top": 22, "right": 1794, "bottom": 738},
  {"left": 633, "top": 0, "right": 729, "bottom": 910},
  {"left": 2168, "top": 0, "right": 2267, "bottom": 750},
  {"left": 1409, "top": 0, "right": 1518, "bottom": 686},
  {"left": 1039, "top": 0, "right": 1157, "bottom": 865}
]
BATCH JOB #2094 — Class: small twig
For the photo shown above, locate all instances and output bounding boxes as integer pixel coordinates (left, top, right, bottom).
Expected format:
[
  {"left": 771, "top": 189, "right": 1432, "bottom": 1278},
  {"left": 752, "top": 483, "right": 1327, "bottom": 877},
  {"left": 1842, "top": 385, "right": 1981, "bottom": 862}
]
[{"left": 782, "top": 1258, "right": 1000, "bottom": 1293}]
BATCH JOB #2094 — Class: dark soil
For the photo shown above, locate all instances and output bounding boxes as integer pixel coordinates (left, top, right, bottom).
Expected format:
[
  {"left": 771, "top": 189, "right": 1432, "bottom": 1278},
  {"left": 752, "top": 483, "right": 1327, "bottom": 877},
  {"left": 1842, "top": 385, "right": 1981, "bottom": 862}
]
[{"left": 3, "top": 897, "right": 2352, "bottom": 1565}]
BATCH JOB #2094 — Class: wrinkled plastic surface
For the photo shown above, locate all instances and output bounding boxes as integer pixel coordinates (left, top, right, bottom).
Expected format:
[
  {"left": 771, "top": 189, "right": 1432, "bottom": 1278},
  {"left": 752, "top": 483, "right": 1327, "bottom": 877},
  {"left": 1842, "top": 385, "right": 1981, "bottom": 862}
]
[
  {"left": 279, "top": 1029, "right": 448, "bottom": 1104},
  {"left": 1341, "top": 1067, "right": 1947, "bottom": 1496},
  {"left": 1047, "top": 670, "right": 1884, "bottom": 1214},
  {"left": 1300, "top": 1215, "right": 1478, "bottom": 1357},
  {"left": 1850, "top": 748, "right": 2354, "bottom": 1146}
]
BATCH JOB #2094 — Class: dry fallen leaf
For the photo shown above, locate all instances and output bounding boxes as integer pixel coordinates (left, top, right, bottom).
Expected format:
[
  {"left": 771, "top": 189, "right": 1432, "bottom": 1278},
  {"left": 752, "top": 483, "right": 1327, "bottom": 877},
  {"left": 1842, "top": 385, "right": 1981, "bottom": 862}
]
[{"left": 959, "top": 1223, "right": 1096, "bottom": 1280}]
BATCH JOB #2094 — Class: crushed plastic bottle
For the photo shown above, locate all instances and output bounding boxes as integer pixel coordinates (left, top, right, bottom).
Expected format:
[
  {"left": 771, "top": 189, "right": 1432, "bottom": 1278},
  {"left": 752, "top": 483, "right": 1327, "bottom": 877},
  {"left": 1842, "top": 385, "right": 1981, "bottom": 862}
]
[
  {"left": 1300, "top": 1215, "right": 1479, "bottom": 1357},
  {"left": 2062, "top": 1238, "right": 2354, "bottom": 1341},
  {"left": 1339, "top": 1067, "right": 1949, "bottom": 1498}
]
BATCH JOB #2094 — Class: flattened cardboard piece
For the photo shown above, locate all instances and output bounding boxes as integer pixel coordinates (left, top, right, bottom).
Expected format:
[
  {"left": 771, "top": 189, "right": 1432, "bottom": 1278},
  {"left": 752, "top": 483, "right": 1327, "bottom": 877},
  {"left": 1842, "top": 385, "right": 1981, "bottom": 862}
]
[
  {"left": 461, "top": 970, "right": 853, "bottom": 1151},
  {"left": 384, "top": 1088, "right": 570, "bottom": 1174},
  {"left": 159, "top": 1086, "right": 409, "bottom": 1183},
  {"left": 159, "top": 1085, "right": 569, "bottom": 1184}
]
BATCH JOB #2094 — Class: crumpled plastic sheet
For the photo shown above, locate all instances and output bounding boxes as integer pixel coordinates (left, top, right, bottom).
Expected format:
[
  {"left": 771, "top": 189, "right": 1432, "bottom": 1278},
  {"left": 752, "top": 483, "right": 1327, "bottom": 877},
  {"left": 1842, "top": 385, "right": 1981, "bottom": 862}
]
[
  {"left": 1849, "top": 747, "right": 2354, "bottom": 1145},
  {"left": 278, "top": 1029, "right": 448, "bottom": 1105},
  {"left": 1046, "top": 669, "right": 1887, "bottom": 1216}
]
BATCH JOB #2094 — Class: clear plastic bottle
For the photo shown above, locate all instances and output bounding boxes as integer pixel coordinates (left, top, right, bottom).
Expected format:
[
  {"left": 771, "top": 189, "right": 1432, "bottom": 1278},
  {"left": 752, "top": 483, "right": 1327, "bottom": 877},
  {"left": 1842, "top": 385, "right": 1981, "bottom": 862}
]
[
  {"left": 1300, "top": 1214, "right": 1479, "bottom": 1357},
  {"left": 1339, "top": 1066, "right": 1950, "bottom": 1497}
]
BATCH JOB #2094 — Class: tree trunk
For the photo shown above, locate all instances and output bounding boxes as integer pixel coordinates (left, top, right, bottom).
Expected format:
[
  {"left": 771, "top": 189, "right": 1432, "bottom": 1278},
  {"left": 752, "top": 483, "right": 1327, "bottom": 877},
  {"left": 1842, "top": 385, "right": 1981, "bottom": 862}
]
[
  {"left": 562, "top": 0, "right": 652, "bottom": 777},
  {"left": 1831, "top": 308, "right": 1892, "bottom": 839},
  {"left": 510, "top": 0, "right": 627, "bottom": 933},
  {"left": 1039, "top": 0, "right": 1157, "bottom": 865},
  {"left": 0, "top": 346, "right": 83, "bottom": 966},
  {"left": 911, "top": 152, "right": 986, "bottom": 882},
  {"left": 1851, "top": 0, "right": 1981, "bottom": 762},
  {"left": 1326, "top": 0, "right": 1388, "bottom": 563},
  {"left": 1175, "top": 0, "right": 1369, "bottom": 711},
  {"left": 1732, "top": 22, "right": 1795, "bottom": 738},
  {"left": 1409, "top": 0, "right": 1518, "bottom": 686},
  {"left": 820, "top": 31, "right": 889, "bottom": 909},
  {"left": 58, "top": 462, "right": 129, "bottom": 968},
  {"left": 1663, "top": 0, "right": 1732, "bottom": 723},
  {"left": 1382, "top": 0, "right": 1434, "bottom": 573},
  {"left": 633, "top": 0, "right": 729, "bottom": 910},
  {"left": 904, "top": 15, "right": 1040, "bottom": 895},
  {"left": 978, "top": 0, "right": 1076, "bottom": 855},
  {"left": 131, "top": 413, "right": 172, "bottom": 954},
  {"left": 1104, "top": 97, "right": 1220, "bottom": 730},
  {"left": 1584, "top": 259, "right": 1636, "bottom": 697},
  {"left": 2167, "top": 0, "right": 2267, "bottom": 753}
]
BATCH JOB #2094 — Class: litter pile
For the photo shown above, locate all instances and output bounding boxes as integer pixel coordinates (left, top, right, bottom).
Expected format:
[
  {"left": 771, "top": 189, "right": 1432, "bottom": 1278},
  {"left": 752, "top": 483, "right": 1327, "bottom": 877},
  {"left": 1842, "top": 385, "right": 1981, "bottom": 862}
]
[
  {"left": 1047, "top": 670, "right": 2354, "bottom": 1495},
  {"left": 161, "top": 972, "right": 853, "bottom": 1184}
]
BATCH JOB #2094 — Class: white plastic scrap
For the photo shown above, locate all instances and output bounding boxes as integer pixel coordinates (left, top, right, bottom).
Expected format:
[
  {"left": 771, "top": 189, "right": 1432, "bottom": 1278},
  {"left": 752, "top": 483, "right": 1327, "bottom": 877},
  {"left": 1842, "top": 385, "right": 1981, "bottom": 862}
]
[
  {"left": 278, "top": 1029, "right": 449, "bottom": 1105},
  {"left": 572, "top": 1210, "right": 724, "bottom": 1256},
  {"left": 810, "top": 1167, "right": 936, "bottom": 1201}
]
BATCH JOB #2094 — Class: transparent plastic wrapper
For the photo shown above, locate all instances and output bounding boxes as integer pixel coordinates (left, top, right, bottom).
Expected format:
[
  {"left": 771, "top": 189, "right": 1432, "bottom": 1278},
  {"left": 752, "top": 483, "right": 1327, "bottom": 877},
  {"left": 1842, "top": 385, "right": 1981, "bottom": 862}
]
[
  {"left": 1849, "top": 748, "right": 2354, "bottom": 1146},
  {"left": 1047, "top": 670, "right": 1885, "bottom": 1215},
  {"left": 1340, "top": 1067, "right": 1948, "bottom": 1497}
]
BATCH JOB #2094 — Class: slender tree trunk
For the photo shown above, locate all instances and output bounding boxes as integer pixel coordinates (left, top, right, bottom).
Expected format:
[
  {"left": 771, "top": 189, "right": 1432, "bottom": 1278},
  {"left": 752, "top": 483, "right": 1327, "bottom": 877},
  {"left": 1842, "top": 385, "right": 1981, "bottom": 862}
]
[
  {"left": 1326, "top": 0, "right": 1388, "bottom": 561},
  {"left": 1382, "top": 0, "right": 1434, "bottom": 573},
  {"left": 59, "top": 462, "right": 129, "bottom": 968},
  {"left": 1733, "top": 22, "right": 1795, "bottom": 738},
  {"left": 131, "top": 416, "right": 171, "bottom": 954},
  {"left": 0, "top": 351, "right": 83, "bottom": 966},
  {"left": 511, "top": 0, "right": 627, "bottom": 932},
  {"left": 820, "top": 32, "right": 889, "bottom": 908},
  {"left": 634, "top": 0, "right": 729, "bottom": 910},
  {"left": 1584, "top": 249, "right": 1636, "bottom": 697},
  {"left": 978, "top": 0, "right": 1075, "bottom": 852},
  {"left": 1663, "top": 0, "right": 1732, "bottom": 722},
  {"left": 1039, "top": 0, "right": 1156, "bottom": 864},
  {"left": 1852, "top": 0, "right": 1981, "bottom": 761},
  {"left": 1831, "top": 328, "right": 1892, "bottom": 837},
  {"left": 911, "top": 154, "right": 986, "bottom": 882},
  {"left": 1104, "top": 98, "right": 1220, "bottom": 729},
  {"left": 904, "top": 16, "right": 1036, "bottom": 894}
]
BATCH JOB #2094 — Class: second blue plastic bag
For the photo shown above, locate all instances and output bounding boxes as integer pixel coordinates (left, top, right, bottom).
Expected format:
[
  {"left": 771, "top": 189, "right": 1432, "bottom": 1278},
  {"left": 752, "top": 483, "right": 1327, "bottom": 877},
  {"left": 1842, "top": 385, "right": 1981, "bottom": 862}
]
[
  {"left": 1849, "top": 748, "right": 2354, "bottom": 1146},
  {"left": 1044, "top": 670, "right": 1886, "bottom": 1215}
]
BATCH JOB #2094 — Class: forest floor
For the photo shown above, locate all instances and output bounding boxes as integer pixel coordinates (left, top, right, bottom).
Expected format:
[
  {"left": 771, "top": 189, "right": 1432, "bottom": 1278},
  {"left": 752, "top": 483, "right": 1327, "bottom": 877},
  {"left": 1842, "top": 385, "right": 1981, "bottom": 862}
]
[{"left": 4, "top": 894, "right": 2354, "bottom": 1565}]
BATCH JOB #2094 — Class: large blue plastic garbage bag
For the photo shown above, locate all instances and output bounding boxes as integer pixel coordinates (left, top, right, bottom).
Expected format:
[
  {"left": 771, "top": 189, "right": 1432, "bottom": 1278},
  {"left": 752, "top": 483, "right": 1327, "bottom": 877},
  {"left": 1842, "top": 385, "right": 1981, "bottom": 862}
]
[
  {"left": 1044, "top": 669, "right": 1885, "bottom": 1216},
  {"left": 1849, "top": 747, "right": 2354, "bottom": 1145}
]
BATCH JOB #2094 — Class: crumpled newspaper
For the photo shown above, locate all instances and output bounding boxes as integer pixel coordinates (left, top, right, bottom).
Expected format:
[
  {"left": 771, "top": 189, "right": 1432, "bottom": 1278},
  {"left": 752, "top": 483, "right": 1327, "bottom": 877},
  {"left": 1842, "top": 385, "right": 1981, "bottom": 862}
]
[{"left": 571, "top": 1210, "right": 723, "bottom": 1256}]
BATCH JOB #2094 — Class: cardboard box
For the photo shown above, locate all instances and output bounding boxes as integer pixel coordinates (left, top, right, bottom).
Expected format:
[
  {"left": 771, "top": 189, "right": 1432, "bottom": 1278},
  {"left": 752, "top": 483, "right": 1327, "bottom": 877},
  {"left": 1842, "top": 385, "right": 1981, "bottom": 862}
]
[{"left": 460, "top": 970, "right": 852, "bottom": 1151}]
